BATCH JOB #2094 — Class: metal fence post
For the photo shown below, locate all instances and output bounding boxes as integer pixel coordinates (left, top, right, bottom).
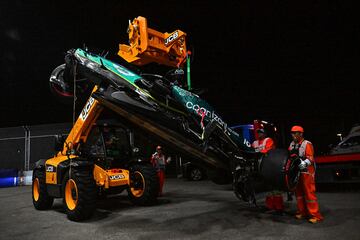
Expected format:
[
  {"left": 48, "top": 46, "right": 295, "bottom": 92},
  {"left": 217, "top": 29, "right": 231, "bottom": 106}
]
[
  {"left": 23, "top": 126, "right": 27, "bottom": 171},
  {"left": 27, "top": 127, "right": 31, "bottom": 171},
  {"left": 22, "top": 126, "right": 30, "bottom": 171}
]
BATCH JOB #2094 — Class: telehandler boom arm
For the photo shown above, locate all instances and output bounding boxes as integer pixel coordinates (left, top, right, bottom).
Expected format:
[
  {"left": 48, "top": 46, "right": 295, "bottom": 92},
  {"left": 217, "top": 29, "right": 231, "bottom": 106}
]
[{"left": 60, "top": 87, "right": 103, "bottom": 156}]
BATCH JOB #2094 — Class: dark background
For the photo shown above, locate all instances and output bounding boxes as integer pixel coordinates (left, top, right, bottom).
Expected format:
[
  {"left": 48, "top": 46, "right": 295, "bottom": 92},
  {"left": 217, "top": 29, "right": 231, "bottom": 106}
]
[{"left": 0, "top": 1, "right": 359, "bottom": 153}]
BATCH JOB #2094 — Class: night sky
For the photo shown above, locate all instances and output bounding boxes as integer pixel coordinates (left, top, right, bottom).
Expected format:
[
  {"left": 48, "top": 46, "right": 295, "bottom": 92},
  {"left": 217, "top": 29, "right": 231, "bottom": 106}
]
[{"left": 1, "top": 1, "right": 359, "bottom": 153}]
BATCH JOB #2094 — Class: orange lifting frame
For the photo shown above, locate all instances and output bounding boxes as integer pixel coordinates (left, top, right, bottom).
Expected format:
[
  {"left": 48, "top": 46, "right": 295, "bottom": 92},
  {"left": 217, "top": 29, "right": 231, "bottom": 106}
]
[{"left": 118, "top": 16, "right": 187, "bottom": 68}]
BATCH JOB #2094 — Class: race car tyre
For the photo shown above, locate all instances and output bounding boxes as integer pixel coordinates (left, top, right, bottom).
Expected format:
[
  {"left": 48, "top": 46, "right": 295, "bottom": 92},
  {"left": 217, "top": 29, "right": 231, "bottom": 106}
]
[
  {"left": 49, "top": 64, "right": 74, "bottom": 104},
  {"left": 187, "top": 167, "right": 204, "bottom": 181},
  {"left": 260, "top": 149, "right": 300, "bottom": 191}
]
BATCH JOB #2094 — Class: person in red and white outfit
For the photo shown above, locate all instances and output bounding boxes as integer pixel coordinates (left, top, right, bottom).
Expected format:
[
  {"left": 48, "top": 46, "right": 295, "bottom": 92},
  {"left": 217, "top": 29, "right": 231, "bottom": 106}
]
[
  {"left": 289, "top": 125, "right": 323, "bottom": 223},
  {"left": 151, "top": 145, "right": 171, "bottom": 196},
  {"left": 252, "top": 128, "right": 275, "bottom": 154}
]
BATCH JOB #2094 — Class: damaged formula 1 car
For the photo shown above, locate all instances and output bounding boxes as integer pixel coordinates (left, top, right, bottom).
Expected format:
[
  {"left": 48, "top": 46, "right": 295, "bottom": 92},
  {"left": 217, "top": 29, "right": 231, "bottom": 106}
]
[{"left": 45, "top": 16, "right": 300, "bottom": 210}]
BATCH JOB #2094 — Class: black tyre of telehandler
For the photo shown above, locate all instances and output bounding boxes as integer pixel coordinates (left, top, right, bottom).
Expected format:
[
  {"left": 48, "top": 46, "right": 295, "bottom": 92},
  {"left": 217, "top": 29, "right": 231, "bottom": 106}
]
[
  {"left": 260, "top": 149, "right": 300, "bottom": 191},
  {"left": 62, "top": 167, "right": 97, "bottom": 221},
  {"left": 32, "top": 169, "right": 54, "bottom": 210},
  {"left": 127, "top": 164, "right": 159, "bottom": 206}
]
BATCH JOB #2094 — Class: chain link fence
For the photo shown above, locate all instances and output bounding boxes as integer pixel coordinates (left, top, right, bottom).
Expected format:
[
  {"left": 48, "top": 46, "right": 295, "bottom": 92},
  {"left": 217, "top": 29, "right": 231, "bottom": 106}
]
[{"left": 0, "top": 123, "right": 71, "bottom": 171}]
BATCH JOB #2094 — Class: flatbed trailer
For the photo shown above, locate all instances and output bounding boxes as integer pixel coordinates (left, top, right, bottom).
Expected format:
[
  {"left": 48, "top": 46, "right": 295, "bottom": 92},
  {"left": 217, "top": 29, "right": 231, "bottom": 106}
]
[{"left": 315, "top": 153, "right": 360, "bottom": 183}]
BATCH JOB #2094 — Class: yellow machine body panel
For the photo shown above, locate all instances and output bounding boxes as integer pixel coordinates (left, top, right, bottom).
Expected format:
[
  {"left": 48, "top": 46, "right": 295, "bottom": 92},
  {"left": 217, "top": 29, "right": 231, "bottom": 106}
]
[
  {"left": 93, "top": 165, "right": 130, "bottom": 188},
  {"left": 45, "top": 155, "right": 77, "bottom": 184},
  {"left": 45, "top": 170, "right": 57, "bottom": 184}
]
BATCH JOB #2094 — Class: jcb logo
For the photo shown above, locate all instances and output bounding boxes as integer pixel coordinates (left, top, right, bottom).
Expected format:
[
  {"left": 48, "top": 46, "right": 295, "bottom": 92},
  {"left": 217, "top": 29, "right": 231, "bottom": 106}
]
[
  {"left": 165, "top": 31, "right": 179, "bottom": 46},
  {"left": 80, "top": 97, "right": 95, "bottom": 121},
  {"left": 109, "top": 174, "right": 125, "bottom": 180},
  {"left": 46, "top": 166, "right": 54, "bottom": 172}
]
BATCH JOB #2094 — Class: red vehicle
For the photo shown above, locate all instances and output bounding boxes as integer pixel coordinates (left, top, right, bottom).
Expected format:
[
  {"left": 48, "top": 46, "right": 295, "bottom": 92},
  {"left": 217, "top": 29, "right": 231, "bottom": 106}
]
[{"left": 315, "top": 125, "right": 360, "bottom": 184}]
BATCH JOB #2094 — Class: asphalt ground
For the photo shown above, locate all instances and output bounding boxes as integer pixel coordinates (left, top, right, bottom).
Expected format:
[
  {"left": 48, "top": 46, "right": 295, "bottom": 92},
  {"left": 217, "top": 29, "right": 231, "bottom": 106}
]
[{"left": 0, "top": 178, "right": 359, "bottom": 240}]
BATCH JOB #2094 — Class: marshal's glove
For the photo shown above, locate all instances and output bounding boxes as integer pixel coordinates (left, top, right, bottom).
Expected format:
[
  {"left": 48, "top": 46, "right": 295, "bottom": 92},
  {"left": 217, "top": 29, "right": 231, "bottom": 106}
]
[{"left": 298, "top": 159, "right": 311, "bottom": 170}]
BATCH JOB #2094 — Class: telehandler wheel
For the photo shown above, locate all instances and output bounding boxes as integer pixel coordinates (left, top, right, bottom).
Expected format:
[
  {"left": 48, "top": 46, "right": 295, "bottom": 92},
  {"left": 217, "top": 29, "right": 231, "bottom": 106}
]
[
  {"left": 62, "top": 167, "right": 97, "bottom": 221},
  {"left": 127, "top": 164, "right": 159, "bottom": 206},
  {"left": 32, "top": 169, "right": 54, "bottom": 210}
]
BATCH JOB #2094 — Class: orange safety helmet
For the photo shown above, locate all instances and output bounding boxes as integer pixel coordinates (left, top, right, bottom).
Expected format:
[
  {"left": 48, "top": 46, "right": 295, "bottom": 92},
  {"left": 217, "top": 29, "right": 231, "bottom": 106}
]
[{"left": 291, "top": 125, "right": 304, "bottom": 133}]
